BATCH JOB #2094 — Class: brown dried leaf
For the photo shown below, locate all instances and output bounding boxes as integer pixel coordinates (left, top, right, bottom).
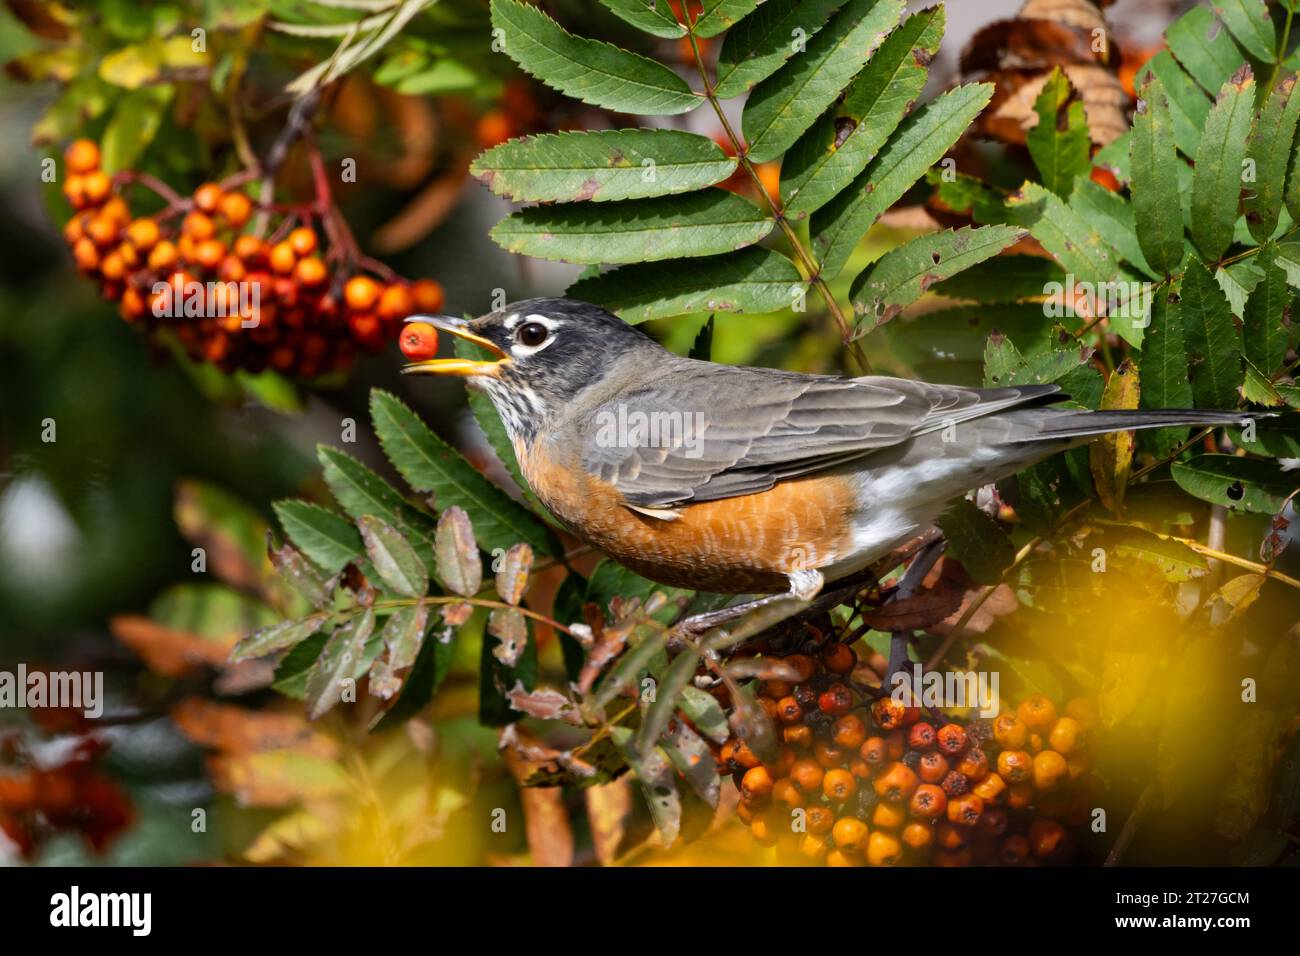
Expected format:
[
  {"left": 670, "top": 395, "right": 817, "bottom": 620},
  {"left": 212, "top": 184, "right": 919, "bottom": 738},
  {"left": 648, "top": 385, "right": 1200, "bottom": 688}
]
[
  {"left": 495, "top": 543, "right": 534, "bottom": 606},
  {"left": 488, "top": 607, "right": 528, "bottom": 666},
  {"left": 171, "top": 698, "right": 338, "bottom": 758},
  {"left": 505, "top": 681, "right": 581, "bottom": 723},
  {"left": 110, "top": 614, "right": 234, "bottom": 677},
  {"left": 435, "top": 506, "right": 481, "bottom": 597}
]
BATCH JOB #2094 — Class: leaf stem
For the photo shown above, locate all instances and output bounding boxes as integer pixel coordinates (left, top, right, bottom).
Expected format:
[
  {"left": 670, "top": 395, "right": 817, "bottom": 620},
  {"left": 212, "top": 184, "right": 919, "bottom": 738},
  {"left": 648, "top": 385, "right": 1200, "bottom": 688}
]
[
  {"left": 684, "top": 29, "right": 871, "bottom": 373},
  {"left": 368, "top": 594, "right": 575, "bottom": 635}
]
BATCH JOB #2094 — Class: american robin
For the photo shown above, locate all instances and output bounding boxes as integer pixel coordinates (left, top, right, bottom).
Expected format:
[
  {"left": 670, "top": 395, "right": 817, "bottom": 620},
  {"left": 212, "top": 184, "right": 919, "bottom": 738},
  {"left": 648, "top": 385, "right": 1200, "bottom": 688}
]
[{"left": 403, "top": 298, "right": 1248, "bottom": 612}]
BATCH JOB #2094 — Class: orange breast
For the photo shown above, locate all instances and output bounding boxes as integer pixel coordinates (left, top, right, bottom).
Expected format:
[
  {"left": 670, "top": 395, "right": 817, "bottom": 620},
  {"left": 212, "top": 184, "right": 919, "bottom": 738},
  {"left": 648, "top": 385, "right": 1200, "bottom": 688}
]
[{"left": 516, "top": 438, "right": 860, "bottom": 593}]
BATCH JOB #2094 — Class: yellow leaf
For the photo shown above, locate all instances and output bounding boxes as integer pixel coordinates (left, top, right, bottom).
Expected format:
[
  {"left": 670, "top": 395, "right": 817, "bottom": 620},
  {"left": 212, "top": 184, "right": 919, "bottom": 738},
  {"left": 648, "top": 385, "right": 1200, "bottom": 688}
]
[
  {"left": 99, "top": 41, "right": 162, "bottom": 89},
  {"left": 162, "top": 36, "right": 208, "bottom": 69},
  {"left": 1089, "top": 359, "right": 1140, "bottom": 512}
]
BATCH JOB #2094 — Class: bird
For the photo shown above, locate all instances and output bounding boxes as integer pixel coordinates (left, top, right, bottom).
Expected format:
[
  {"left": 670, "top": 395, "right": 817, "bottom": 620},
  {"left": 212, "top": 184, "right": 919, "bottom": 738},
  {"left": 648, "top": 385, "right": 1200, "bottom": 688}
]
[{"left": 402, "top": 297, "right": 1251, "bottom": 624}]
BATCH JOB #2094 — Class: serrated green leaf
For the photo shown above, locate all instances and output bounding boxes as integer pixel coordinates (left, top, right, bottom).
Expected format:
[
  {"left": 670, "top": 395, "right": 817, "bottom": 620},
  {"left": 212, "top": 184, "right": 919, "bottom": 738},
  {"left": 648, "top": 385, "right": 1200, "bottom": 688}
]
[
  {"left": 317, "top": 444, "right": 437, "bottom": 570},
  {"left": 1027, "top": 68, "right": 1092, "bottom": 196},
  {"left": 1137, "top": 287, "right": 1195, "bottom": 458},
  {"left": 1108, "top": 525, "right": 1208, "bottom": 582},
  {"left": 1246, "top": 74, "right": 1300, "bottom": 242},
  {"left": 812, "top": 82, "right": 993, "bottom": 279},
  {"left": 273, "top": 500, "right": 364, "bottom": 574},
  {"left": 742, "top": 0, "right": 903, "bottom": 163},
  {"left": 930, "top": 254, "right": 1063, "bottom": 304},
  {"left": 693, "top": 0, "right": 761, "bottom": 38},
  {"left": 306, "top": 609, "right": 376, "bottom": 719},
  {"left": 1242, "top": 357, "right": 1285, "bottom": 405},
  {"left": 1216, "top": 0, "right": 1276, "bottom": 64},
  {"left": 849, "top": 225, "right": 1024, "bottom": 333},
  {"left": 490, "top": 0, "right": 700, "bottom": 115},
  {"left": 1136, "top": 51, "right": 1211, "bottom": 157},
  {"left": 491, "top": 190, "right": 773, "bottom": 264},
  {"left": 928, "top": 169, "right": 1010, "bottom": 224},
  {"left": 598, "top": 0, "right": 685, "bottom": 38},
  {"left": 568, "top": 247, "right": 803, "bottom": 322},
  {"left": 369, "top": 390, "right": 558, "bottom": 556},
  {"left": 1216, "top": 258, "right": 1265, "bottom": 318},
  {"left": 611, "top": 728, "right": 681, "bottom": 843},
  {"left": 1181, "top": 257, "right": 1245, "bottom": 408},
  {"left": 1167, "top": 5, "right": 1247, "bottom": 93},
  {"left": 714, "top": 0, "right": 844, "bottom": 99},
  {"left": 1070, "top": 178, "right": 1157, "bottom": 279},
  {"left": 471, "top": 129, "right": 736, "bottom": 203},
  {"left": 1243, "top": 243, "right": 1292, "bottom": 375},
  {"left": 231, "top": 613, "right": 329, "bottom": 662},
  {"left": 357, "top": 515, "right": 428, "bottom": 598},
  {"left": 1172, "top": 454, "right": 1295, "bottom": 513},
  {"left": 938, "top": 498, "right": 1014, "bottom": 585},
  {"left": 1191, "top": 66, "right": 1256, "bottom": 261},
  {"left": 983, "top": 332, "right": 1091, "bottom": 389},
  {"left": 781, "top": 5, "right": 943, "bottom": 218}
]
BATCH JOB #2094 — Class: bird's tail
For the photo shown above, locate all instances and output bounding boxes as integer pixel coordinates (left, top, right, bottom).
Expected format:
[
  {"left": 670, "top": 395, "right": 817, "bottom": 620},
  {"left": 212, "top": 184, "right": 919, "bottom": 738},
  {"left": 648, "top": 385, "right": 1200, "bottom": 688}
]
[{"left": 1027, "top": 408, "right": 1260, "bottom": 441}]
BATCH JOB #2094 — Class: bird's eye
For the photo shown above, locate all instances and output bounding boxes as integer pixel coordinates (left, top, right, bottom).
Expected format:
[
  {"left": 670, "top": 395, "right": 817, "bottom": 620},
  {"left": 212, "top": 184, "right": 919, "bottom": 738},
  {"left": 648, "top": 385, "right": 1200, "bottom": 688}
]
[{"left": 517, "top": 322, "right": 549, "bottom": 347}]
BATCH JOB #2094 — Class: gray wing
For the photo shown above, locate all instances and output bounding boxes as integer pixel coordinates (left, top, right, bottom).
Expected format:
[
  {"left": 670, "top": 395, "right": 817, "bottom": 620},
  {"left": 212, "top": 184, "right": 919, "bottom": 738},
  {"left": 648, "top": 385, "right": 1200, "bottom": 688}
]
[{"left": 577, "top": 361, "right": 1060, "bottom": 508}]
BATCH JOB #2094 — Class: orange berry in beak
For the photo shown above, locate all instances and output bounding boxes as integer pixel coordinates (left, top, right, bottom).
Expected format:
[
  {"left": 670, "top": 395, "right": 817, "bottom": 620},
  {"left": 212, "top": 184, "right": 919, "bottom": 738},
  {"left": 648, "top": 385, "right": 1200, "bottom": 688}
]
[{"left": 399, "top": 321, "right": 439, "bottom": 360}]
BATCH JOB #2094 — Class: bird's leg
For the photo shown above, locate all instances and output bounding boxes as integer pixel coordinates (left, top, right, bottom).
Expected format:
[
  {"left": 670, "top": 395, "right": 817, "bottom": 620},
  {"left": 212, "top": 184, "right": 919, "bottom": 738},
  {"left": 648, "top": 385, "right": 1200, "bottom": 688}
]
[
  {"left": 670, "top": 569, "right": 824, "bottom": 642},
  {"left": 885, "top": 536, "right": 947, "bottom": 682}
]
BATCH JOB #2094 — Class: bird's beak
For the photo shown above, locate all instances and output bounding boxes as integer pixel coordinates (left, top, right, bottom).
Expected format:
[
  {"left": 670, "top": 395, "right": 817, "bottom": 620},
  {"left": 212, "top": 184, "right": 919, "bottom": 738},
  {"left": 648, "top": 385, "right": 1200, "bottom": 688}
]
[{"left": 400, "top": 315, "right": 510, "bottom": 377}]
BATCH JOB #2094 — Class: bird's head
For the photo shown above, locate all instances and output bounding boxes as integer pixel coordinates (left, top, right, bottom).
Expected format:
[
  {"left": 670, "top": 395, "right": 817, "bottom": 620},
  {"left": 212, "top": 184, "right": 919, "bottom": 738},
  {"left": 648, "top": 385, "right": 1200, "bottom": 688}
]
[{"left": 401, "top": 297, "right": 662, "bottom": 443}]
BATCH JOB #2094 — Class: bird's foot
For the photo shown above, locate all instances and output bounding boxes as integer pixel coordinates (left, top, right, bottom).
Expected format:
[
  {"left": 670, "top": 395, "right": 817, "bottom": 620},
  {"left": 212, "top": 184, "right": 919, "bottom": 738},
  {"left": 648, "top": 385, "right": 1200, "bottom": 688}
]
[{"left": 670, "top": 569, "right": 824, "bottom": 646}]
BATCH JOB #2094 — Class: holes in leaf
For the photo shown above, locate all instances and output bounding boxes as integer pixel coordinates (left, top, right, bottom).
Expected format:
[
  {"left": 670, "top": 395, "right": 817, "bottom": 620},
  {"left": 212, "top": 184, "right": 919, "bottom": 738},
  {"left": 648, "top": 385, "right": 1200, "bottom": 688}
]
[{"left": 1226, "top": 481, "right": 1245, "bottom": 502}]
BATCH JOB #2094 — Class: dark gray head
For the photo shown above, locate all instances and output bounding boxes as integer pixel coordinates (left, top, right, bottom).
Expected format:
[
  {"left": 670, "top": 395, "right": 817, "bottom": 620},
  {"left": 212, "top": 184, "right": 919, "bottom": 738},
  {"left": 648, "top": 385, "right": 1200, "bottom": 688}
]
[{"left": 402, "top": 297, "right": 664, "bottom": 442}]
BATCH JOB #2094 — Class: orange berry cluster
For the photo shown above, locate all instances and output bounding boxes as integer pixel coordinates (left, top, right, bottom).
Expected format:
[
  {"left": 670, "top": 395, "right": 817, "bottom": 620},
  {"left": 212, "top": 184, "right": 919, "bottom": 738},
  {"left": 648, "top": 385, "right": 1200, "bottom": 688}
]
[
  {"left": 59, "top": 139, "right": 446, "bottom": 378},
  {"left": 720, "top": 644, "right": 1097, "bottom": 867}
]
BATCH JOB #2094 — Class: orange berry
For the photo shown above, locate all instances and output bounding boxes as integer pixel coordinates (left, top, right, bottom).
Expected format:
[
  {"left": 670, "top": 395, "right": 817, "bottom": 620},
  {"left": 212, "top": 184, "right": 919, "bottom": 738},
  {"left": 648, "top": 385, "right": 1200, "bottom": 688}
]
[
  {"left": 1029, "top": 819, "right": 1067, "bottom": 858},
  {"left": 918, "top": 751, "right": 950, "bottom": 785},
  {"left": 218, "top": 191, "right": 253, "bottom": 227},
  {"left": 63, "top": 213, "right": 87, "bottom": 244},
  {"left": 783, "top": 724, "right": 812, "bottom": 749},
  {"left": 908, "top": 783, "right": 947, "bottom": 821},
  {"left": 870, "top": 800, "right": 906, "bottom": 830},
  {"left": 411, "top": 278, "right": 444, "bottom": 312},
  {"left": 269, "top": 241, "right": 297, "bottom": 275},
  {"left": 82, "top": 170, "right": 111, "bottom": 206},
  {"left": 194, "top": 238, "right": 226, "bottom": 271},
  {"left": 475, "top": 110, "right": 514, "bottom": 148},
  {"left": 64, "top": 139, "right": 100, "bottom": 174},
  {"left": 120, "top": 286, "right": 145, "bottom": 320},
  {"left": 192, "top": 182, "right": 223, "bottom": 213},
  {"left": 772, "top": 778, "right": 802, "bottom": 810},
  {"left": 782, "top": 654, "right": 817, "bottom": 682},
  {"left": 182, "top": 211, "right": 216, "bottom": 240},
  {"left": 295, "top": 256, "right": 328, "bottom": 288},
  {"left": 1017, "top": 693, "right": 1057, "bottom": 732},
  {"left": 871, "top": 697, "right": 906, "bottom": 730},
  {"left": 832, "top": 816, "right": 869, "bottom": 852},
  {"left": 955, "top": 747, "right": 989, "bottom": 782},
  {"left": 398, "top": 321, "right": 441, "bottom": 361},
  {"left": 148, "top": 239, "right": 179, "bottom": 271},
  {"left": 741, "top": 766, "right": 775, "bottom": 803},
  {"left": 831, "top": 714, "right": 866, "bottom": 750},
  {"left": 993, "top": 713, "right": 1028, "bottom": 750},
  {"left": 934, "top": 821, "right": 967, "bottom": 851},
  {"left": 936, "top": 723, "right": 968, "bottom": 756},
  {"left": 805, "top": 806, "right": 834, "bottom": 834},
  {"left": 860, "top": 736, "right": 887, "bottom": 768},
  {"left": 818, "top": 683, "right": 853, "bottom": 716},
  {"left": 824, "top": 848, "right": 862, "bottom": 868},
  {"left": 787, "top": 757, "right": 822, "bottom": 794},
  {"left": 86, "top": 215, "right": 119, "bottom": 248},
  {"left": 813, "top": 739, "right": 845, "bottom": 769},
  {"left": 754, "top": 161, "right": 780, "bottom": 199},
  {"left": 344, "top": 275, "right": 381, "bottom": 311},
  {"left": 996, "top": 750, "right": 1033, "bottom": 785},
  {"left": 63, "top": 174, "right": 89, "bottom": 209},
  {"left": 102, "top": 197, "right": 130, "bottom": 225},
  {"left": 820, "top": 642, "right": 856, "bottom": 675},
  {"left": 946, "top": 793, "right": 984, "bottom": 827},
  {"left": 865, "top": 830, "right": 902, "bottom": 866},
  {"left": 288, "top": 227, "right": 318, "bottom": 257},
  {"left": 1006, "top": 783, "right": 1035, "bottom": 810},
  {"left": 125, "top": 218, "right": 160, "bottom": 251},
  {"left": 749, "top": 815, "right": 776, "bottom": 847},
  {"left": 72, "top": 237, "right": 99, "bottom": 271},
  {"left": 1047, "top": 716, "right": 1081, "bottom": 755},
  {"left": 99, "top": 249, "right": 125, "bottom": 281},
  {"left": 901, "top": 821, "right": 934, "bottom": 850},
  {"left": 972, "top": 772, "right": 1007, "bottom": 804},
  {"left": 799, "top": 833, "right": 829, "bottom": 860},
  {"left": 907, "top": 722, "right": 936, "bottom": 751},
  {"left": 822, "top": 768, "right": 856, "bottom": 802},
  {"left": 775, "top": 695, "right": 802, "bottom": 724},
  {"left": 378, "top": 283, "right": 414, "bottom": 320},
  {"left": 1031, "top": 749, "right": 1068, "bottom": 791},
  {"left": 872, "top": 762, "right": 919, "bottom": 803},
  {"left": 999, "top": 833, "right": 1031, "bottom": 865},
  {"left": 233, "top": 234, "right": 267, "bottom": 264}
]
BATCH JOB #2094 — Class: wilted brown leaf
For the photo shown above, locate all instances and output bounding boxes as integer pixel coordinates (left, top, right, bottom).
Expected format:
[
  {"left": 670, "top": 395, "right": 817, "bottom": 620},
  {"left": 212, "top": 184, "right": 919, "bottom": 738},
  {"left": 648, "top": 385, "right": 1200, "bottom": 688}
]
[{"left": 171, "top": 698, "right": 338, "bottom": 758}]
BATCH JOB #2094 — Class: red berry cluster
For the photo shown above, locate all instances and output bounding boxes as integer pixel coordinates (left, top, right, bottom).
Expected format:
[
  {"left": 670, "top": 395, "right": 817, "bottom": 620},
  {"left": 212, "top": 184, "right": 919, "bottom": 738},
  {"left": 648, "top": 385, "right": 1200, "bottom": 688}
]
[
  {"left": 719, "top": 643, "right": 1098, "bottom": 866},
  {"left": 59, "top": 139, "right": 446, "bottom": 379}
]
